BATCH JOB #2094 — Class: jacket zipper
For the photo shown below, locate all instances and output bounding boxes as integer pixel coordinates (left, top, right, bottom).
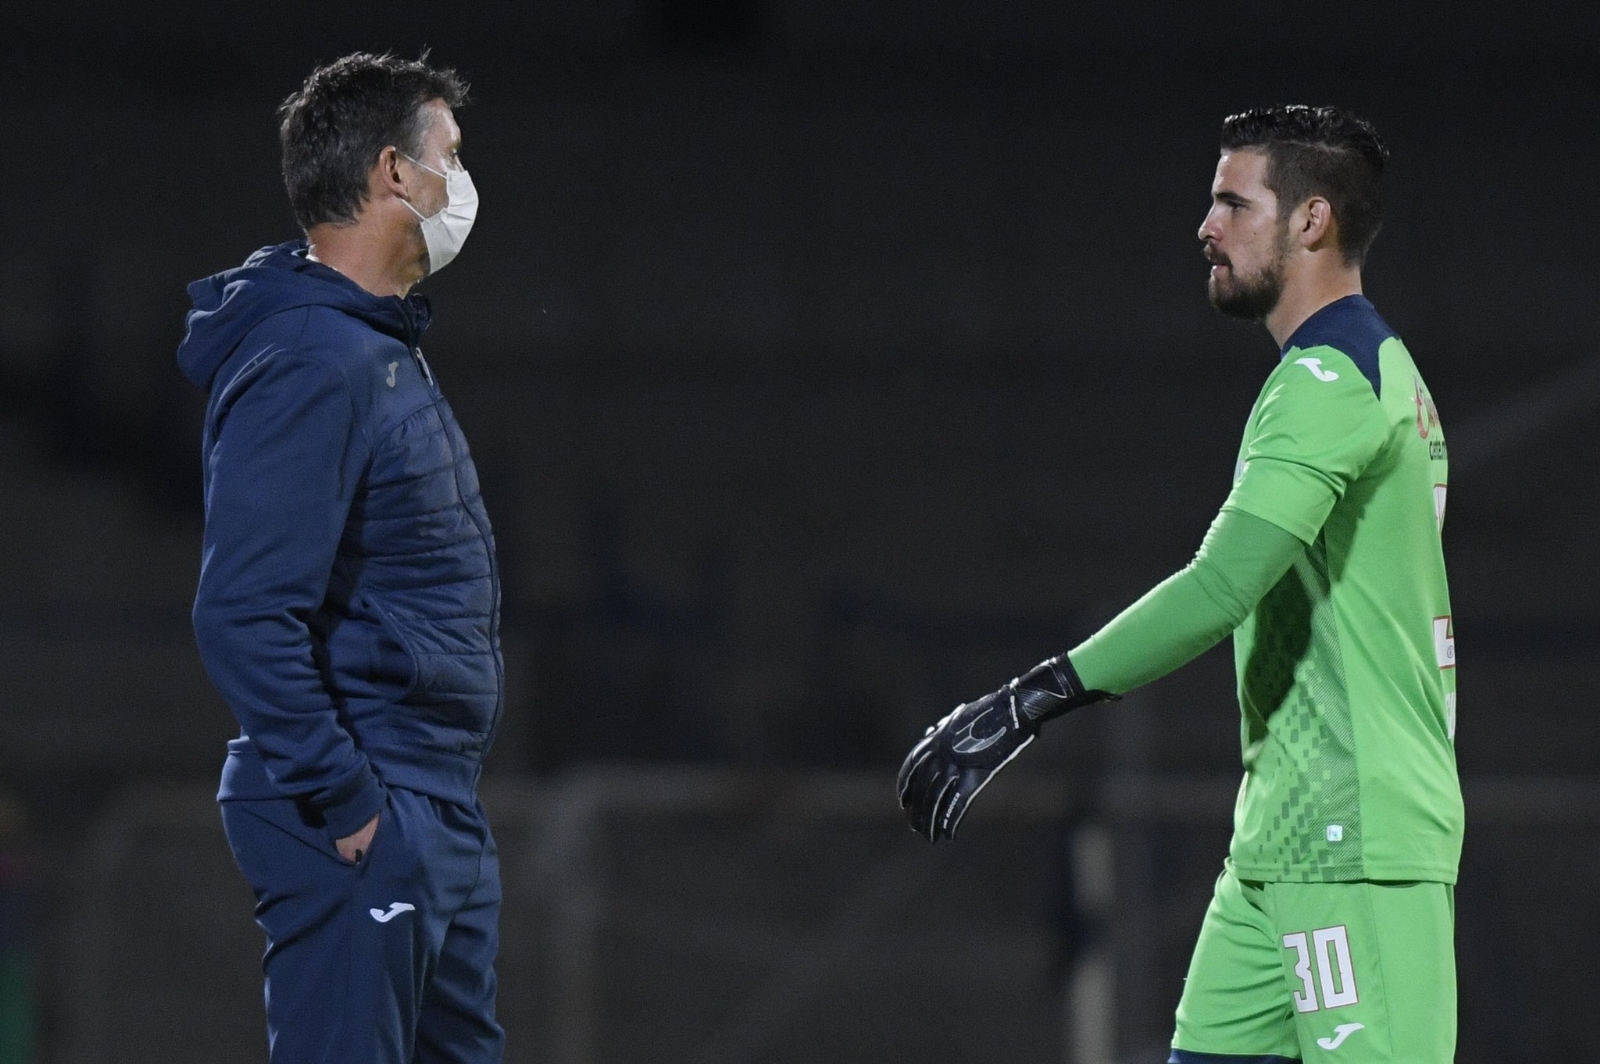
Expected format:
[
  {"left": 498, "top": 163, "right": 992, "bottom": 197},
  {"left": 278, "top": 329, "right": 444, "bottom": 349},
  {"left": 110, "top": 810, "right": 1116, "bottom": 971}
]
[
  {"left": 400, "top": 299, "right": 504, "bottom": 756},
  {"left": 404, "top": 324, "right": 505, "bottom": 757}
]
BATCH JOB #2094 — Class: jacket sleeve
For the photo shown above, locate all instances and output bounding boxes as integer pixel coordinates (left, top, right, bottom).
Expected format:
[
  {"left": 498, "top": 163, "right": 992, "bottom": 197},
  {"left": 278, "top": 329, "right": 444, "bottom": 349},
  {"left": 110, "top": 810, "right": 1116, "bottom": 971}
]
[{"left": 191, "top": 320, "right": 383, "bottom": 838}]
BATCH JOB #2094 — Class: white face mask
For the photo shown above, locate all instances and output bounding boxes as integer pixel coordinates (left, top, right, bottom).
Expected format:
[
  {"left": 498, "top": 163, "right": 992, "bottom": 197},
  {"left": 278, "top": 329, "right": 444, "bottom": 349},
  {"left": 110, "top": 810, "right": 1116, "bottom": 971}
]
[{"left": 400, "top": 154, "right": 478, "bottom": 275}]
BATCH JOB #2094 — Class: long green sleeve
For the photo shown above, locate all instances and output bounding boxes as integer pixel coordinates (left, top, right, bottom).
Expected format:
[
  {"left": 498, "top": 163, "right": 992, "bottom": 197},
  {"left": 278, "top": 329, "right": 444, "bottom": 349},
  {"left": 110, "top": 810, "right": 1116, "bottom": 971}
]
[{"left": 1068, "top": 508, "right": 1305, "bottom": 695}]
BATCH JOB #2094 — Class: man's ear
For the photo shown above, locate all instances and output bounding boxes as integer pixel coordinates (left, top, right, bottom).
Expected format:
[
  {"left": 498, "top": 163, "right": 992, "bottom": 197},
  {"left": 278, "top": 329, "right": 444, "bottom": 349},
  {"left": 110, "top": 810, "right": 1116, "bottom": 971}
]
[
  {"left": 1297, "top": 196, "right": 1338, "bottom": 250},
  {"left": 373, "top": 145, "right": 408, "bottom": 199}
]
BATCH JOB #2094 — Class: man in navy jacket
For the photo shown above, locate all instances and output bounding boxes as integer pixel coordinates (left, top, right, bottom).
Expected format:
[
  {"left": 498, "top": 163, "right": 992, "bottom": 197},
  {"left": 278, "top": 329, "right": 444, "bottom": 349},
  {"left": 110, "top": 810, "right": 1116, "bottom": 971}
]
[{"left": 178, "top": 53, "right": 504, "bottom": 1063}]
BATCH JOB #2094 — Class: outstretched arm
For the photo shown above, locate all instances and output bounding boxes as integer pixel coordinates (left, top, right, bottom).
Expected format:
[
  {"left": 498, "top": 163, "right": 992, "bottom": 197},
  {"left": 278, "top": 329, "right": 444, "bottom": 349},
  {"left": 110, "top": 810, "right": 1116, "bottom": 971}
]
[
  {"left": 1069, "top": 506, "right": 1306, "bottom": 695},
  {"left": 899, "top": 505, "right": 1305, "bottom": 842}
]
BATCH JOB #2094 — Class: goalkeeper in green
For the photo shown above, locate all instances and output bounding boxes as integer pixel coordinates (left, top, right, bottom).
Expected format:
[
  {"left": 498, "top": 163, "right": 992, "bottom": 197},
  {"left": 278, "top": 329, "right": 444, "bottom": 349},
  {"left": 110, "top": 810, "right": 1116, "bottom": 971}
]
[{"left": 899, "top": 105, "right": 1460, "bottom": 1063}]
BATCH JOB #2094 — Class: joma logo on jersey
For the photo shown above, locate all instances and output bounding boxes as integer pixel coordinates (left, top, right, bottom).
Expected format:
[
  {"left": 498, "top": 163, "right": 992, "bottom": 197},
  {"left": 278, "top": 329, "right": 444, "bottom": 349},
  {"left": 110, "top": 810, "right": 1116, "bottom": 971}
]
[{"left": 1295, "top": 357, "right": 1339, "bottom": 382}]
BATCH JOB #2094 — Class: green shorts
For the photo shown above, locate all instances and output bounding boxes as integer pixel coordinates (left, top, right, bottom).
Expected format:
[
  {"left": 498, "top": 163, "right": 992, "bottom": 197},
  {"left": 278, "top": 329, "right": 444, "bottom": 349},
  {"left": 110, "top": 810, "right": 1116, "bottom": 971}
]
[{"left": 1170, "top": 864, "right": 1455, "bottom": 1062}]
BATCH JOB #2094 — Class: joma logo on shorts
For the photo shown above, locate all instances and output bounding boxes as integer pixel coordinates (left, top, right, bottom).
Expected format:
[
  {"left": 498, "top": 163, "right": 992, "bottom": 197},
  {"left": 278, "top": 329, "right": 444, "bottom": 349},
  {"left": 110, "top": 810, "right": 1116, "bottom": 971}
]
[{"left": 1317, "top": 1022, "right": 1365, "bottom": 1050}]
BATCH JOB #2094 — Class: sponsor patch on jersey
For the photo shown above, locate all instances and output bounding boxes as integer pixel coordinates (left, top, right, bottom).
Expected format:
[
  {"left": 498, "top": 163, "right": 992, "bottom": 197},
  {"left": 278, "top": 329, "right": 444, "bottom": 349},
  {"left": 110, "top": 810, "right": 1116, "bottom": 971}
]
[
  {"left": 1433, "top": 616, "right": 1455, "bottom": 670},
  {"left": 1414, "top": 377, "right": 1442, "bottom": 439}
]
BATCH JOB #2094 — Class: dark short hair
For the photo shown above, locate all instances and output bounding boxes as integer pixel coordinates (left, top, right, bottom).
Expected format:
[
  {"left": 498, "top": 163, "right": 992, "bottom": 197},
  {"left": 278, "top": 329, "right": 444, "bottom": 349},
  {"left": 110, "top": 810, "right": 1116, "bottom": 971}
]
[
  {"left": 1220, "top": 105, "right": 1388, "bottom": 266},
  {"left": 278, "top": 52, "right": 469, "bottom": 230}
]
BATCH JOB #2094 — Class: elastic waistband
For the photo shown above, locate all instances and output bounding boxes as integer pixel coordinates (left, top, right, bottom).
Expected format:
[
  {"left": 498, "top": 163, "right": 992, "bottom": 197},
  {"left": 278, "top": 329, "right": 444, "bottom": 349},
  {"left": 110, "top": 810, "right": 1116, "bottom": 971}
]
[{"left": 218, "top": 736, "right": 481, "bottom": 808}]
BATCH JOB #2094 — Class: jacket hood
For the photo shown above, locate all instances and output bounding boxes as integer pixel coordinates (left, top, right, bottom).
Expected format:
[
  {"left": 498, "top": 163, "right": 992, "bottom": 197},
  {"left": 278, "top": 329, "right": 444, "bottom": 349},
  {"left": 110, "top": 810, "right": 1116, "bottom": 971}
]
[{"left": 177, "top": 240, "right": 432, "bottom": 391}]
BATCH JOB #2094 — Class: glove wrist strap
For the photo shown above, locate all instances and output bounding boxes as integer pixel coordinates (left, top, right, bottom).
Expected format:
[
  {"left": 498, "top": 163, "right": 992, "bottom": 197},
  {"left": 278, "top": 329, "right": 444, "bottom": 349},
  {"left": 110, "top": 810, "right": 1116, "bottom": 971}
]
[{"left": 1009, "top": 653, "right": 1115, "bottom": 727}]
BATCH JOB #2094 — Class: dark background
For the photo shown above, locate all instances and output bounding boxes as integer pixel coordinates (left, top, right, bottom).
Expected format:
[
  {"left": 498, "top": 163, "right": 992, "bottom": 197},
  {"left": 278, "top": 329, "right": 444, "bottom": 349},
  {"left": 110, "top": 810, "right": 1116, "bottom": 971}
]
[{"left": 1, "top": 2, "right": 1595, "bottom": 1061}]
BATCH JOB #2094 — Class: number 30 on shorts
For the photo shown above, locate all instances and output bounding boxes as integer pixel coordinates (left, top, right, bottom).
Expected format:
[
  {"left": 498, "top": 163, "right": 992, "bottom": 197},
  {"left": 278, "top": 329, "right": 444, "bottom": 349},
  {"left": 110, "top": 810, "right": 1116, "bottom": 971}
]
[{"left": 1282, "top": 926, "right": 1359, "bottom": 1013}]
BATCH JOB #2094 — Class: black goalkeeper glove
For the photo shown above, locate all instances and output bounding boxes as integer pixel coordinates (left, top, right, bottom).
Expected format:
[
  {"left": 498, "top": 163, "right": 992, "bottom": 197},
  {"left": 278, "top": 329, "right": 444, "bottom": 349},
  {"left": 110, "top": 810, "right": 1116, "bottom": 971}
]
[{"left": 897, "top": 653, "right": 1110, "bottom": 842}]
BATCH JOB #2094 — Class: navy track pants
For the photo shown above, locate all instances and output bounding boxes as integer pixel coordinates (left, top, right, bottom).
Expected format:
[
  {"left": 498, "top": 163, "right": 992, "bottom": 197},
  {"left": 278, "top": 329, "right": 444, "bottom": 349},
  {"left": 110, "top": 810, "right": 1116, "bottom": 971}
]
[{"left": 221, "top": 786, "right": 504, "bottom": 1063}]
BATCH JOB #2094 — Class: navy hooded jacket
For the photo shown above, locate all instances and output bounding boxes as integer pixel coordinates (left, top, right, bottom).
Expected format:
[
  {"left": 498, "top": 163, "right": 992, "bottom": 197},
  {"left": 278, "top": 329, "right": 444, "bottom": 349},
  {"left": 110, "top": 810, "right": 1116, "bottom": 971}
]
[{"left": 178, "top": 241, "right": 503, "bottom": 839}]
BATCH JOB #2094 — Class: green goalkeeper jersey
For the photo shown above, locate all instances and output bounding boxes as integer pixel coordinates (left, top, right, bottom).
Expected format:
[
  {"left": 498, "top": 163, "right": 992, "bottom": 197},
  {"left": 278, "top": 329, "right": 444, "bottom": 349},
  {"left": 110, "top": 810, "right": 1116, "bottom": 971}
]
[{"left": 1220, "top": 295, "right": 1460, "bottom": 883}]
